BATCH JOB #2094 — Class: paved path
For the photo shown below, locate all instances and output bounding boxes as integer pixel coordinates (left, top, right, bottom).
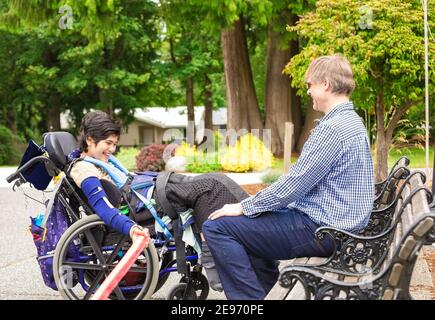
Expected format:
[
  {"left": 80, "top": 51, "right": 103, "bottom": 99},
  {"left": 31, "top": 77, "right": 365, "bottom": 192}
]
[
  {"left": 1, "top": 166, "right": 432, "bottom": 300},
  {"left": 0, "top": 187, "right": 226, "bottom": 300},
  {"left": 0, "top": 167, "right": 259, "bottom": 300}
]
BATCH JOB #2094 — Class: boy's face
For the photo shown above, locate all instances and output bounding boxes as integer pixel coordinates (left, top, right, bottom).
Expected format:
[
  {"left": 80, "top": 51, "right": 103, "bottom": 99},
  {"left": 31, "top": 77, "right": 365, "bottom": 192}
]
[{"left": 86, "top": 134, "right": 119, "bottom": 162}]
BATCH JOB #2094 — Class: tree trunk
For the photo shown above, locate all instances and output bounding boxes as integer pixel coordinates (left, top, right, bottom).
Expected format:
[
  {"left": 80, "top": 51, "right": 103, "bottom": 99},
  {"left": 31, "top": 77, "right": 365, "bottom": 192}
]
[
  {"left": 204, "top": 75, "right": 213, "bottom": 132},
  {"left": 264, "top": 29, "right": 292, "bottom": 157},
  {"left": 221, "top": 17, "right": 263, "bottom": 133},
  {"left": 98, "top": 87, "right": 114, "bottom": 117},
  {"left": 289, "top": 18, "right": 302, "bottom": 149},
  {"left": 374, "top": 91, "right": 388, "bottom": 181},
  {"left": 186, "top": 77, "right": 195, "bottom": 124},
  {"left": 46, "top": 93, "right": 61, "bottom": 131},
  {"left": 296, "top": 101, "right": 323, "bottom": 153},
  {"left": 375, "top": 130, "right": 391, "bottom": 182},
  {"left": 6, "top": 108, "right": 17, "bottom": 134},
  {"left": 186, "top": 77, "right": 195, "bottom": 145},
  {"left": 264, "top": 13, "right": 301, "bottom": 156}
]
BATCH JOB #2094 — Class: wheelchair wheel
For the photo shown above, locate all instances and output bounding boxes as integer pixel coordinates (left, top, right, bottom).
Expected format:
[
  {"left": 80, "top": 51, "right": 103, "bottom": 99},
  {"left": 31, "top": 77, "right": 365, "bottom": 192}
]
[
  {"left": 180, "top": 272, "right": 209, "bottom": 300},
  {"left": 53, "top": 214, "right": 159, "bottom": 300},
  {"left": 167, "top": 283, "right": 197, "bottom": 300},
  {"left": 154, "top": 250, "right": 174, "bottom": 293}
]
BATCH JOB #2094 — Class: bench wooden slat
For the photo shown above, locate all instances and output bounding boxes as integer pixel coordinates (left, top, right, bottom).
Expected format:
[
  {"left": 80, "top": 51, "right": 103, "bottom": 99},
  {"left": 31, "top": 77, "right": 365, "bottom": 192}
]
[
  {"left": 382, "top": 288, "right": 394, "bottom": 300},
  {"left": 413, "top": 218, "right": 434, "bottom": 238},
  {"left": 398, "top": 236, "right": 417, "bottom": 261},
  {"left": 410, "top": 175, "right": 430, "bottom": 219},
  {"left": 388, "top": 263, "right": 403, "bottom": 286},
  {"left": 388, "top": 222, "right": 402, "bottom": 262}
]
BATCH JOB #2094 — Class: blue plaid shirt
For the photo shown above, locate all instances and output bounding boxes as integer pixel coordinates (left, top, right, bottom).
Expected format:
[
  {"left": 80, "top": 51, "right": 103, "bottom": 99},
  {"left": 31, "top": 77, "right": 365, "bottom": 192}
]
[{"left": 241, "top": 102, "right": 374, "bottom": 232}]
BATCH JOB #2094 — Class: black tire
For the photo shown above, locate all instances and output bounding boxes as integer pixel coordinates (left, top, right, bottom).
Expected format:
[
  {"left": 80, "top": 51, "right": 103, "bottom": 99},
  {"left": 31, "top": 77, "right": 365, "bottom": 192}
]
[
  {"left": 154, "top": 250, "right": 174, "bottom": 293},
  {"left": 53, "top": 214, "right": 159, "bottom": 300},
  {"left": 180, "top": 272, "right": 209, "bottom": 300},
  {"left": 166, "top": 283, "right": 197, "bottom": 300}
]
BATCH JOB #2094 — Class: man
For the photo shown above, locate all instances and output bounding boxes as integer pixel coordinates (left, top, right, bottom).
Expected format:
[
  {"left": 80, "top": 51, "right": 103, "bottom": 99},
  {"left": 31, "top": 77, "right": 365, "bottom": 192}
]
[{"left": 202, "top": 54, "right": 374, "bottom": 300}]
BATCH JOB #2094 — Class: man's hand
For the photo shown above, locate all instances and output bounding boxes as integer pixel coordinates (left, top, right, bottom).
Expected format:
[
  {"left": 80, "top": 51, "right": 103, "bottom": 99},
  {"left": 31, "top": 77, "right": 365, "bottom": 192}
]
[
  {"left": 209, "top": 203, "right": 243, "bottom": 220},
  {"left": 129, "top": 225, "right": 150, "bottom": 246}
]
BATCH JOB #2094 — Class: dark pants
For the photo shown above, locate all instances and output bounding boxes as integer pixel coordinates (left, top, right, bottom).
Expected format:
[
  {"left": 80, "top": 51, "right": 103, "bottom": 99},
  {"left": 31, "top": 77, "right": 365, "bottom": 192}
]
[{"left": 202, "top": 208, "right": 334, "bottom": 300}]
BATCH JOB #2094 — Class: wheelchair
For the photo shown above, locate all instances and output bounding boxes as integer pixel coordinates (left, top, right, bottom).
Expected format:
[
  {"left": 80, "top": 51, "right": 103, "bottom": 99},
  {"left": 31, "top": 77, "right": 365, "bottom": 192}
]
[{"left": 7, "top": 131, "right": 210, "bottom": 300}]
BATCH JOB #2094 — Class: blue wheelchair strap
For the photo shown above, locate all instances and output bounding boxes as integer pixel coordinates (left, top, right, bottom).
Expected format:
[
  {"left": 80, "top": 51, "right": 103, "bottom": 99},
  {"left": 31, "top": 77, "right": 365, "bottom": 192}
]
[
  {"left": 83, "top": 156, "right": 128, "bottom": 188},
  {"left": 132, "top": 189, "right": 173, "bottom": 241},
  {"left": 108, "top": 155, "right": 130, "bottom": 176}
]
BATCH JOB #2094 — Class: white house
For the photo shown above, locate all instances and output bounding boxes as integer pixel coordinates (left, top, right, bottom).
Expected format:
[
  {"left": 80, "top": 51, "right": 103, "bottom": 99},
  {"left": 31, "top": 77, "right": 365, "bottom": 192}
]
[{"left": 61, "top": 107, "right": 227, "bottom": 147}]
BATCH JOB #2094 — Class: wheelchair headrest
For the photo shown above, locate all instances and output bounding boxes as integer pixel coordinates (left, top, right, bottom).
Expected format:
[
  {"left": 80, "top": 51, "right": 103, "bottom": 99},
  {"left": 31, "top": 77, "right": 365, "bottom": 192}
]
[{"left": 43, "top": 132, "right": 78, "bottom": 169}]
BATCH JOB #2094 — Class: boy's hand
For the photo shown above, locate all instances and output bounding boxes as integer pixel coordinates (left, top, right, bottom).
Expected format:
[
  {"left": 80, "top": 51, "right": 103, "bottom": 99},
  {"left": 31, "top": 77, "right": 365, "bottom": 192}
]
[{"left": 129, "top": 225, "right": 150, "bottom": 246}]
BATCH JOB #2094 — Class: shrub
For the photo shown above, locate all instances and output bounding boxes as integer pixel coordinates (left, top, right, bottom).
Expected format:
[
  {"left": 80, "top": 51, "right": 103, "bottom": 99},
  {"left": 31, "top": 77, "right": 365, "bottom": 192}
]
[
  {"left": 261, "top": 169, "right": 283, "bottom": 185},
  {"left": 174, "top": 133, "right": 275, "bottom": 173},
  {"left": 136, "top": 144, "right": 170, "bottom": 172},
  {"left": 220, "top": 133, "right": 275, "bottom": 172},
  {"left": 186, "top": 162, "right": 222, "bottom": 173},
  {"left": 115, "top": 147, "right": 140, "bottom": 172},
  {"left": 175, "top": 140, "right": 222, "bottom": 173},
  {"left": 0, "top": 125, "right": 20, "bottom": 165}
]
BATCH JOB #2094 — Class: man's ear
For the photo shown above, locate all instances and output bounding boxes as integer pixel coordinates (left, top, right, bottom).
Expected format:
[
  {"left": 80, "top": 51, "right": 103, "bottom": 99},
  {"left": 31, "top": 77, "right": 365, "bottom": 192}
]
[{"left": 323, "top": 79, "right": 332, "bottom": 92}]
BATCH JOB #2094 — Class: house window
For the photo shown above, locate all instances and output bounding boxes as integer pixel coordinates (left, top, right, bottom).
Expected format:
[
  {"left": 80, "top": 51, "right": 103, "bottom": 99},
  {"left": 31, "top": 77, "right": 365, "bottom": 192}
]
[{"left": 139, "top": 127, "right": 154, "bottom": 145}]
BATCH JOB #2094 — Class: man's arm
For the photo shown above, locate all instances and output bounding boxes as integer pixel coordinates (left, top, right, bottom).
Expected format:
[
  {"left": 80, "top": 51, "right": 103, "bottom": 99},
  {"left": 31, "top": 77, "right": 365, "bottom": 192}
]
[{"left": 241, "top": 124, "right": 343, "bottom": 217}]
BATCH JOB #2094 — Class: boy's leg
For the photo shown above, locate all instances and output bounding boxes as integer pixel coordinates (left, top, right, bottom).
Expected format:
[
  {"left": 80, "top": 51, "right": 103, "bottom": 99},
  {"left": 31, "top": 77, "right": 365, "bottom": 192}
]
[{"left": 202, "top": 208, "right": 332, "bottom": 300}]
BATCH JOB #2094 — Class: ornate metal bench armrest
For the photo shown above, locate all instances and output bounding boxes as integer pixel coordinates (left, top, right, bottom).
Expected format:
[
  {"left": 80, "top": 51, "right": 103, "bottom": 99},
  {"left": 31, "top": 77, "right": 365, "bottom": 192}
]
[
  {"left": 279, "top": 265, "right": 382, "bottom": 300},
  {"left": 374, "top": 157, "right": 410, "bottom": 194},
  {"left": 313, "top": 226, "right": 393, "bottom": 275}
]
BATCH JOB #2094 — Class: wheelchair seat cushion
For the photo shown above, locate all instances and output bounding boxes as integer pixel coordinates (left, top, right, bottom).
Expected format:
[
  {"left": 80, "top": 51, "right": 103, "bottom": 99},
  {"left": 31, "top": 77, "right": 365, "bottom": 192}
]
[{"left": 43, "top": 132, "right": 78, "bottom": 170}]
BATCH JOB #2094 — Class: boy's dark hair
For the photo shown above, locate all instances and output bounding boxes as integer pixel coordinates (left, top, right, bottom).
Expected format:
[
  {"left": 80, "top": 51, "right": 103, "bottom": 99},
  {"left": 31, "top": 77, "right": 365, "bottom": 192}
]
[{"left": 78, "top": 111, "right": 121, "bottom": 152}]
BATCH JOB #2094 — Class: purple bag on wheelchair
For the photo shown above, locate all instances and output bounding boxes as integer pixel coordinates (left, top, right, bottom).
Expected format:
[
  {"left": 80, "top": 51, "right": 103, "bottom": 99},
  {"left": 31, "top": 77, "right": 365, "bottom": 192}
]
[{"left": 30, "top": 197, "right": 78, "bottom": 290}]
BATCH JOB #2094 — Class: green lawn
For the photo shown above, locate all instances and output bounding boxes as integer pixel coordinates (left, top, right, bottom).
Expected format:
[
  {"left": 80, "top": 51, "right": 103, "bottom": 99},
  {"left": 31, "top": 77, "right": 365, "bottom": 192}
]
[
  {"left": 387, "top": 146, "right": 434, "bottom": 168},
  {"left": 263, "top": 146, "right": 434, "bottom": 185},
  {"left": 272, "top": 146, "right": 434, "bottom": 172}
]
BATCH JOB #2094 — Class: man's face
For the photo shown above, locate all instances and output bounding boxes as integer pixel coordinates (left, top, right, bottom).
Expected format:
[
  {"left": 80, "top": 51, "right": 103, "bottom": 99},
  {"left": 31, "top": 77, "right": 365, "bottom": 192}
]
[
  {"left": 307, "top": 78, "right": 328, "bottom": 112},
  {"left": 86, "top": 134, "right": 118, "bottom": 162}
]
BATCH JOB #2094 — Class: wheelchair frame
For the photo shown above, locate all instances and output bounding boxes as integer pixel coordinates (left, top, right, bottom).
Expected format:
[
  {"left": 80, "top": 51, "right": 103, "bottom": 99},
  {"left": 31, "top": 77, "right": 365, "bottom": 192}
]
[{"left": 7, "top": 133, "right": 209, "bottom": 300}]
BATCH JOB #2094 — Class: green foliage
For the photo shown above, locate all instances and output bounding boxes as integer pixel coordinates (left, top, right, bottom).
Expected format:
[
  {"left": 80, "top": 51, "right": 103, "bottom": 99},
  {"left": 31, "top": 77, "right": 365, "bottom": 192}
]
[
  {"left": 285, "top": 0, "right": 435, "bottom": 111},
  {"left": 388, "top": 146, "right": 434, "bottom": 169},
  {"left": 391, "top": 118, "right": 425, "bottom": 148},
  {"left": 0, "top": 124, "right": 20, "bottom": 165},
  {"left": 1, "top": 0, "right": 160, "bottom": 136},
  {"left": 115, "top": 146, "right": 139, "bottom": 172},
  {"left": 260, "top": 169, "right": 283, "bottom": 185},
  {"left": 186, "top": 161, "right": 223, "bottom": 173}
]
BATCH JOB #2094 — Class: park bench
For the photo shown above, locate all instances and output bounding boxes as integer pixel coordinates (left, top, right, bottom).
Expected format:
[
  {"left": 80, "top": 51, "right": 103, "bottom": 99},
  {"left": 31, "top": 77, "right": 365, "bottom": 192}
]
[
  {"left": 266, "top": 171, "right": 434, "bottom": 300},
  {"left": 374, "top": 156, "right": 410, "bottom": 201}
]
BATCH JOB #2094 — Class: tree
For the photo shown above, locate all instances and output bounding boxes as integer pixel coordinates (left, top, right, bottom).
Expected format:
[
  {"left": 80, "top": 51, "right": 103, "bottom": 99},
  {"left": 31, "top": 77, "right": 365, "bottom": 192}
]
[
  {"left": 2, "top": 0, "right": 160, "bottom": 134},
  {"left": 264, "top": 0, "right": 315, "bottom": 155},
  {"left": 285, "top": 0, "right": 435, "bottom": 180},
  {"left": 186, "top": 0, "right": 273, "bottom": 134}
]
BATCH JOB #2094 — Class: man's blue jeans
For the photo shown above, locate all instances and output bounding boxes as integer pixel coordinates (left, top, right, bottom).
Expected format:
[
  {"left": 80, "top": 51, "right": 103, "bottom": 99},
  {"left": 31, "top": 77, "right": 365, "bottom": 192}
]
[{"left": 202, "top": 208, "right": 334, "bottom": 300}]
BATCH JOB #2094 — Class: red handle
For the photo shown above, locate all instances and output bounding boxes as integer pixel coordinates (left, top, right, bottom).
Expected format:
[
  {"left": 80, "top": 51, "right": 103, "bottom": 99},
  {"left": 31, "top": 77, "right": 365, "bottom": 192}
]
[{"left": 91, "top": 235, "right": 149, "bottom": 300}]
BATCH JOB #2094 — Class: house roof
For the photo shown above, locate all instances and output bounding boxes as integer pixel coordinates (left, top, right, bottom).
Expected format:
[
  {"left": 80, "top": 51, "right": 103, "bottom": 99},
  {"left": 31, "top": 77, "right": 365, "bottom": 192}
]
[
  {"left": 134, "top": 106, "right": 227, "bottom": 128},
  {"left": 60, "top": 106, "right": 227, "bottom": 130}
]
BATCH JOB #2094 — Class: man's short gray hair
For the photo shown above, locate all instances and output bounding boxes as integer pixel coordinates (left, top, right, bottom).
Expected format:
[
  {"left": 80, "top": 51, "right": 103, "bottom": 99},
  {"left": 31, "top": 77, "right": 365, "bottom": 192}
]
[{"left": 305, "top": 54, "right": 356, "bottom": 96}]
